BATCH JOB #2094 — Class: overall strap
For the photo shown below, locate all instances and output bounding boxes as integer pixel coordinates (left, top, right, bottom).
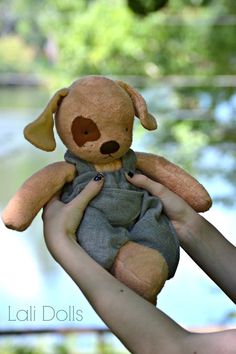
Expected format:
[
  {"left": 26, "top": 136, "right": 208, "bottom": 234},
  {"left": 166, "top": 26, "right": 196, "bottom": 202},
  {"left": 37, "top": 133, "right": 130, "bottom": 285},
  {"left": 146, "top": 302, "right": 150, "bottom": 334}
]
[
  {"left": 65, "top": 149, "right": 137, "bottom": 174},
  {"left": 122, "top": 149, "right": 137, "bottom": 173},
  {"left": 64, "top": 150, "right": 95, "bottom": 173}
]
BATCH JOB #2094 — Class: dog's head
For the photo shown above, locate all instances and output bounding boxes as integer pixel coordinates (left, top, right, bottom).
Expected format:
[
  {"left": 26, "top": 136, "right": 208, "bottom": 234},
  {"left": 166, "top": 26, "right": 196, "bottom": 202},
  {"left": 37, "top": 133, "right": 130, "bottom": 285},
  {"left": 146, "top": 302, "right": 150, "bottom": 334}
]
[{"left": 24, "top": 76, "right": 157, "bottom": 164}]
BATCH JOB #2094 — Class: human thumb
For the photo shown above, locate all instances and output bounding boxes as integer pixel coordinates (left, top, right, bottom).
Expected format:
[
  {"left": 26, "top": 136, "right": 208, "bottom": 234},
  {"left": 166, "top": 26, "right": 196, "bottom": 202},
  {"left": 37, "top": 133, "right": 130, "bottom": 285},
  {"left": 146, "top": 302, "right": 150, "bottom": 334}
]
[{"left": 67, "top": 173, "right": 104, "bottom": 211}]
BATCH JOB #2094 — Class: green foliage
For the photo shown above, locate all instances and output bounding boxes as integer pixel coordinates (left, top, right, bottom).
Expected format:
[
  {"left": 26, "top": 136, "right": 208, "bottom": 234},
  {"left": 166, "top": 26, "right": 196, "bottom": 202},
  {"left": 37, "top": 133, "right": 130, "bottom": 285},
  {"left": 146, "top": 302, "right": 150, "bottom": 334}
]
[
  {"left": 1, "top": 0, "right": 235, "bottom": 78},
  {"left": 36, "top": 0, "right": 235, "bottom": 78},
  {"left": 127, "top": 0, "right": 168, "bottom": 15},
  {"left": 0, "top": 344, "right": 41, "bottom": 354},
  {"left": 39, "top": 0, "right": 145, "bottom": 77},
  {"left": 0, "top": 340, "right": 129, "bottom": 354},
  {"left": 0, "top": 35, "right": 35, "bottom": 73},
  {"left": 0, "top": 0, "right": 235, "bottom": 202}
]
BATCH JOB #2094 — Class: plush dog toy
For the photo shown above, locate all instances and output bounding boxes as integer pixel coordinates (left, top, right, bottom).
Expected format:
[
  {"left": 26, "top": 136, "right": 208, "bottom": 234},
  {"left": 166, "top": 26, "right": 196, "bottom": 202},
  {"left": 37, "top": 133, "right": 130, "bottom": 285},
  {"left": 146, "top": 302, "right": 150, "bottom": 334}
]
[{"left": 2, "top": 76, "right": 212, "bottom": 304}]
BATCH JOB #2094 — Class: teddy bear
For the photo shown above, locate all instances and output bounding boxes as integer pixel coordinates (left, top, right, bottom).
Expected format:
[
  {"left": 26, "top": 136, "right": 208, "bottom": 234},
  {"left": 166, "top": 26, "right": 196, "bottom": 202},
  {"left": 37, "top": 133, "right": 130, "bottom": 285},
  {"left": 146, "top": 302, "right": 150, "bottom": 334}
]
[{"left": 2, "top": 76, "right": 212, "bottom": 304}]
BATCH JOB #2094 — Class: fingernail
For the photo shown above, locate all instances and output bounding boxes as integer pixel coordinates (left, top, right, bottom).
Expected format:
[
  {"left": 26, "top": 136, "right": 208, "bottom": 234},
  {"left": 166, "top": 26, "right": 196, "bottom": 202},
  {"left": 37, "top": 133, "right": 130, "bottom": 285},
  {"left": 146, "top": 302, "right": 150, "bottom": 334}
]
[
  {"left": 94, "top": 173, "right": 104, "bottom": 181},
  {"left": 127, "top": 171, "right": 134, "bottom": 178}
]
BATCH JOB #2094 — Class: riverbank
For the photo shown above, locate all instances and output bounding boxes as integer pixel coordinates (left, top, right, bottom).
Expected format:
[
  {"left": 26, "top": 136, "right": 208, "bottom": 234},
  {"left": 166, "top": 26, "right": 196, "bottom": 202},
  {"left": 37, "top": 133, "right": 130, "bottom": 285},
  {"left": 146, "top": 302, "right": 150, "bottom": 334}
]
[{"left": 0, "top": 73, "right": 44, "bottom": 87}]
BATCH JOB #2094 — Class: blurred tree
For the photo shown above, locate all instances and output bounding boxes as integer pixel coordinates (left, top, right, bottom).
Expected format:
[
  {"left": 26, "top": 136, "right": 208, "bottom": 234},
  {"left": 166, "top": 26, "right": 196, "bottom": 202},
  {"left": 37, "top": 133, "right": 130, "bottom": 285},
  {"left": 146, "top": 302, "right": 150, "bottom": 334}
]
[
  {"left": 0, "top": 0, "right": 235, "bottom": 204},
  {"left": 0, "top": 35, "right": 35, "bottom": 73},
  {"left": 127, "top": 0, "right": 168, "bottom": 16},
  {"left": 1, "top": 0, "right": 235, "bottom": 77}
]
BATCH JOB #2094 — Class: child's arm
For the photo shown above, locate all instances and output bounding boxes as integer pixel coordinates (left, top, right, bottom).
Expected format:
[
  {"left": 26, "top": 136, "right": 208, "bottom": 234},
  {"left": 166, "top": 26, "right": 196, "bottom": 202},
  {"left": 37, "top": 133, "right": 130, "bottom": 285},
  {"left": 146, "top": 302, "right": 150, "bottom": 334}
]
[
  {"left": 126, "top": 173, "right": 236, "bottom": 304},
  {"left": 43, "top": 176, "right": 236, "bottom": 354}
]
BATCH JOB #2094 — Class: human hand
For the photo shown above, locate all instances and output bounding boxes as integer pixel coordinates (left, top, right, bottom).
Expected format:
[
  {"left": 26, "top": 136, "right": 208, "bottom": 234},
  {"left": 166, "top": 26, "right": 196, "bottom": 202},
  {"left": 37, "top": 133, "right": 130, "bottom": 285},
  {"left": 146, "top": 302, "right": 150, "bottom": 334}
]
[
  {"left": 42, "top": 173, "right": 104, "bottom": 257},
  {"left": 125, "top": 173, "right": 200, "bottom": 242}
]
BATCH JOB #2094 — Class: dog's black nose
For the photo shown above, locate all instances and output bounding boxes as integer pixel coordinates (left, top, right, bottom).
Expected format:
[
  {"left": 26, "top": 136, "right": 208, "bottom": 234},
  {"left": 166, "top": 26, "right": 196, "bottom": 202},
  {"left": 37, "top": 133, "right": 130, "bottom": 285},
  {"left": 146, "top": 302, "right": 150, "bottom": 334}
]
[{"left": 100, "top": 140, "right": 120, "bottom": 154}]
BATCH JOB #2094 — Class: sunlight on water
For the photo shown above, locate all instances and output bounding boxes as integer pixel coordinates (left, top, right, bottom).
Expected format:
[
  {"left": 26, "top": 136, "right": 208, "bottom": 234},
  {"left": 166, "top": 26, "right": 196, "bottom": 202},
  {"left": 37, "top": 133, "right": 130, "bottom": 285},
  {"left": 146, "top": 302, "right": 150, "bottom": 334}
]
[{"left": 0, "top": 222, "right": 42, "bottom": 298}]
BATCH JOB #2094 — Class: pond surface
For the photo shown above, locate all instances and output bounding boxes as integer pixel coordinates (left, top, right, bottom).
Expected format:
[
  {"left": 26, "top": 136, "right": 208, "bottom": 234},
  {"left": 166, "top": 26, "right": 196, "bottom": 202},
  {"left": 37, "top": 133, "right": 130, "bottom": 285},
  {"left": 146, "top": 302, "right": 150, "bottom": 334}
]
[{"left": 0, "top": 86, "right": 235, "bottom": 337}]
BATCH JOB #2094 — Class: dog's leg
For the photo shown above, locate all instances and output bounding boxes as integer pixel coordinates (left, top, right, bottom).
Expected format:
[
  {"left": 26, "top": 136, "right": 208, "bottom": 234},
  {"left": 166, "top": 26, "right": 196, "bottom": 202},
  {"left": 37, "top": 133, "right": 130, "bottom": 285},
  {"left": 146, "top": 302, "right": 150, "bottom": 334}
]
[{"left": 110, "top": 241, "right": 168, "bottom": 305}]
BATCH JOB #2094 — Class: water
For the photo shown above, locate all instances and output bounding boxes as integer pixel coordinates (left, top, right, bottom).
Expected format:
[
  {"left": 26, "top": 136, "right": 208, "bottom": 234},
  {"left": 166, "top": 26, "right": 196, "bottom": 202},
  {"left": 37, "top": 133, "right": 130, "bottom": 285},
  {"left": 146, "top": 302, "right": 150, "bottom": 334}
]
[{"left": 0, "top": 85, "right": 235, "bottom": 341}]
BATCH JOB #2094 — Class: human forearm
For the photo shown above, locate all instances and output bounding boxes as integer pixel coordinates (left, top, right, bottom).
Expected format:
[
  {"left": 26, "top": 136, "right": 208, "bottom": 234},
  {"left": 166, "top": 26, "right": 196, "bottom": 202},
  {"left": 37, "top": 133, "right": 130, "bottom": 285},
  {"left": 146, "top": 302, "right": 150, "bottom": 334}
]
[
  {"left": 48, "top": 232, "right": 236, "bottom": 354},
  {"left": 180, "top": 213, "right": 236, "bottom": 303},
  {"left": 126, "top": 173, "right": 236, "bottom": 303},
  {"left": 49, "top": 234, "right": 186, "bottom": 354},
  {"left": 43, "top": 176, "right": 236, "bottom": 354}
]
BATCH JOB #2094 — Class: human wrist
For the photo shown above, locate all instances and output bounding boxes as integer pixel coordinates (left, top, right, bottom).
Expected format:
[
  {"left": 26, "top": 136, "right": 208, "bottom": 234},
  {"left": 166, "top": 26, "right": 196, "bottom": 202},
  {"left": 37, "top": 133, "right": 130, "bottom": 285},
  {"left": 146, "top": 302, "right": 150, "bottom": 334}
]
[
  {"left": 176, "top": 211, "right": 202, "bottom": 247},
  {"left": 45, "top": 229, "right": 76, "bottom": 258}
]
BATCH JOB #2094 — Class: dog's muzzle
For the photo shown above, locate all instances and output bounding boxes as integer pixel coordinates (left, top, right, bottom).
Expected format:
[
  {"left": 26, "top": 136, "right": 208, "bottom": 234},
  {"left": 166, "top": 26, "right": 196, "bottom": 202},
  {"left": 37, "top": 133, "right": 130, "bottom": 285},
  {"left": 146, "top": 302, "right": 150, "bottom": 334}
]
[{"left": 100, "top": 140, "right": 120, "bottom": 154}]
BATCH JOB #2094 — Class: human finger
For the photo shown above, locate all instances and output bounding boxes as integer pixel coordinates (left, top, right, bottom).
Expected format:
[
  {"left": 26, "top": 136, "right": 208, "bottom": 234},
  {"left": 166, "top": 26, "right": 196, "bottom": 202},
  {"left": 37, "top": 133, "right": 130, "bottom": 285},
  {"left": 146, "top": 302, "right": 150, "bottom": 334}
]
[
  {"left": 42, "top": 190, "right": 63, "bottom": 220},
  {"left": 125, "top": 172, "right": 193, "bottom": 224},
  {"left": 125, "top": 172, "right": 168, "bottom": 199},
  {"left": 67, "top": 173, "right": 104, "bottom": 212}
]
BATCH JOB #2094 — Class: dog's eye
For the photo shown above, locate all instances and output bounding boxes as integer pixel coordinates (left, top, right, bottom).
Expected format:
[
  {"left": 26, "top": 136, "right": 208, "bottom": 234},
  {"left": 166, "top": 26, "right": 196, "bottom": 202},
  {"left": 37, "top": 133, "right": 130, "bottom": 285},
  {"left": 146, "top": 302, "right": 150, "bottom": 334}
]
[
  {"left": 125, "top": 127, "right": 128, "bottom": 132},
  {"left": 71, "top": 116, "right": 101, "bottom": 147}
]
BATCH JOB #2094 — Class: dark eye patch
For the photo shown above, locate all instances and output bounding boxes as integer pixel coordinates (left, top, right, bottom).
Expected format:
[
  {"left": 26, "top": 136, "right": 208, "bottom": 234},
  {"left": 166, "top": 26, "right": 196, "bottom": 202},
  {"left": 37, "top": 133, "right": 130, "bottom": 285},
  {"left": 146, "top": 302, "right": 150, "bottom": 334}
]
[{"left": 71, "top": 116, "right": 101, "bottom": 147}]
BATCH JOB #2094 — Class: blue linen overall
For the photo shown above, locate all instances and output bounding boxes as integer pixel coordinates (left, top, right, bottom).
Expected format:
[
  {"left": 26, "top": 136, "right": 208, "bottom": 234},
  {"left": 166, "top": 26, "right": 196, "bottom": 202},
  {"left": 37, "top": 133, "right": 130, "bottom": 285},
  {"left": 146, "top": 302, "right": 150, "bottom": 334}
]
[{"left": 61, "top": 149, "right": 180, "bottom": 279}]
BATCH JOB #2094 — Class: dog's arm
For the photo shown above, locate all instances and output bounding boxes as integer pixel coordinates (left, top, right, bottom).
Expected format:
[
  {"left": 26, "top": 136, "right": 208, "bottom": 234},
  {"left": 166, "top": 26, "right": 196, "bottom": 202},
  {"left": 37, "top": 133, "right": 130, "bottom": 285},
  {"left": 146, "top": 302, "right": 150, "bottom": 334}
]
[
  {"left": 135, "top": 152, "right": 212, "bottom": 212},
  {"left": 2, "top": 162, "right": 76, "bottom": 231}
]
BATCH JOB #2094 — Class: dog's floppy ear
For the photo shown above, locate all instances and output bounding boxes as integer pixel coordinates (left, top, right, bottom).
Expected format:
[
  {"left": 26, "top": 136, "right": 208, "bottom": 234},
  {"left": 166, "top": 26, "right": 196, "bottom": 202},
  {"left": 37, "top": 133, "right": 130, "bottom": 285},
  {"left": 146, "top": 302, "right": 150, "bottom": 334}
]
[
  {"left": 24, "top": 88, "right": 69, "bottom": 151},
  {"left": 116, "top": 80, "right": 157, "bottom": 130}
]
